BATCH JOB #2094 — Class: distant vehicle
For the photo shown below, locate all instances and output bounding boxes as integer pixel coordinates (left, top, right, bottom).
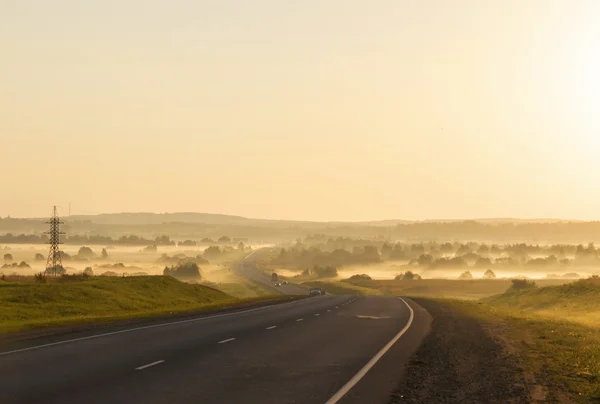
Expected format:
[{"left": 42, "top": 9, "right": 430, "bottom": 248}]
[
  {"left": 271, "top": 273, "right": 279, "bottom": 282},
  {"left": 282, "top": 280, "right": 288, "bottom": 285},
  {"left": 274, "top": 282, "right": 281, "bottom": 287},
  {"left": 309, "top": 288, "right": 322, "bottom": 296}
]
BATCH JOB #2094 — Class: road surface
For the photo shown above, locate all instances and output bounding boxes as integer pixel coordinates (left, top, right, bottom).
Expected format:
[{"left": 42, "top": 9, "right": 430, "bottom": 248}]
[
  {"left": 236, "top": 248, "right": 307, "bottom": 295},
  {"left": 0, "top": 295, "right": 430, "bottom": 404}
]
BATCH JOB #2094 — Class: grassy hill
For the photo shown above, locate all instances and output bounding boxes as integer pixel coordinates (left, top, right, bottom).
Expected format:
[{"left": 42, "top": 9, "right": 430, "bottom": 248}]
[
  {"left": 0, "top": 276, "right": 277, "bottom": 334},
  {"left": 486, "top": 277, "right": 600, "bottom": 326}
]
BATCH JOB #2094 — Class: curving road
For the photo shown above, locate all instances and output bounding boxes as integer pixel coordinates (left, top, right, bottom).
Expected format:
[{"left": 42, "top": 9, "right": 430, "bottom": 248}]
[
  {"left": 0, "top": 295, "right": 430, "bottom": 404},
  {"left": 236, "top": 248, "right": 308, "bottom": 295}
]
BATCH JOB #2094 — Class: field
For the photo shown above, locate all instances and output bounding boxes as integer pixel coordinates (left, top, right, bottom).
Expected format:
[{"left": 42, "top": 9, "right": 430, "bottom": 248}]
[{"left": 0, "top": 276, "right": 280, "bottom": 334}]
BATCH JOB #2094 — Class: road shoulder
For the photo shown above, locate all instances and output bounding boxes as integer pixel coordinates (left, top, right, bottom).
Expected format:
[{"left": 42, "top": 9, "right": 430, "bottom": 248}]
[{"left": 389, "top": 298, "right": 531, "bottom": 404}]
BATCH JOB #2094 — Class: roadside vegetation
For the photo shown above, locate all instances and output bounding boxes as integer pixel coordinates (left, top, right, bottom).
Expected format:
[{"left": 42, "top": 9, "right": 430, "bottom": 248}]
[
  {"left": 412, "top": 278, "right": 600, "bottom": 402},
  {"left": 0, "top": 275, "right": 280, "bottom": 334}
]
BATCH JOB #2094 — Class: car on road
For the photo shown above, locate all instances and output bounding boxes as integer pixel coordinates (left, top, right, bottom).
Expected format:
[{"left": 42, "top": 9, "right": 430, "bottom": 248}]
[
  {"left": 274, "top": 282, "right": 281, "bottom": 287},
  {"left": 309, "top": 288, "right": 322, "bottom": 296},
  {"left": 282, "top": 280, "right": 288, "bottom": 285}
]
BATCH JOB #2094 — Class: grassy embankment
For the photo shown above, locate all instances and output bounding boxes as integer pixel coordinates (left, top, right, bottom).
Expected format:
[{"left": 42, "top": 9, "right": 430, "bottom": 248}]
[
  {"left": 427, "top": 280, "right": 600, "bottom": 402},
  {"left": 0, "top": 276, "right": 281, "bottom": 334},
  {"left": 301, "top": 278, "right": 570, "bottom": 299}
]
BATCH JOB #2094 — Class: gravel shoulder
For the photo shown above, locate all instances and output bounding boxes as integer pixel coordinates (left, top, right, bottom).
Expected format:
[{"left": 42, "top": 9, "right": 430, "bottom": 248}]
[{"left": 390, "top": 298, "right": 531, "bottom": 404}]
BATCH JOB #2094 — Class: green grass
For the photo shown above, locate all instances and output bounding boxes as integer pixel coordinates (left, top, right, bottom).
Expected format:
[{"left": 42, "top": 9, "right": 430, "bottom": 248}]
[
  {"left": 441, "top": 298, "right": 600, "bottom": 402},
  {"left": 342, "top": 278, "right": 572, "bottom": 300},
  {"left": 0, "top": 276, "right": 280, "bottom": 334},
  {"left": 486, "top": 277, "right": 600, "bottom": 326},
  {"left": 211, "top": 280, "right": 272, "bottom": 299}
]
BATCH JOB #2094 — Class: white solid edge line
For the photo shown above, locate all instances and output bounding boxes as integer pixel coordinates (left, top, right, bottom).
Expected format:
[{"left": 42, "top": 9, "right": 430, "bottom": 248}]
[
  {"left": 218, "top": 338, "right": 236, "bottom": 344},
  {"left": 324, "top": 297, "right": 415, "bottom": 404},
  {"left": 135, "top": 360, "right": 165, "bottom": 371},
  {"left": 266, "top": 326, "right": 277, "bottom": 330},
  {"left": 0, "top": 298, "right": 306, "bottom": 357},
  {"left": 296, "top": 318, "right": 303, "bottom": 322}
]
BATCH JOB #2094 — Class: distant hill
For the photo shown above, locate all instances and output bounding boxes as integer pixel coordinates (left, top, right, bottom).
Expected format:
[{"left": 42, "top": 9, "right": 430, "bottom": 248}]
[{"left": 66, "top": 213, "right": 579, "bottom": 226}]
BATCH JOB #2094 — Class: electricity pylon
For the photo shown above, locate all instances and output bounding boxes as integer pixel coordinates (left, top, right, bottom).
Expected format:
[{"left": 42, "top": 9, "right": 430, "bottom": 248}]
[{"left": 45, "top": 206, "right": 65, "bottom": 276}]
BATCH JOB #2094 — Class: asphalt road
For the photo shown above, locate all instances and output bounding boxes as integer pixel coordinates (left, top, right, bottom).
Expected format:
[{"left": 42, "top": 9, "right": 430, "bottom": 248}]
[
  {"left": 235, "top": 248, "right": 308, "bottom": 295},
  {"left": 0, "top": 295, "right": 430, "bottom": 404}
]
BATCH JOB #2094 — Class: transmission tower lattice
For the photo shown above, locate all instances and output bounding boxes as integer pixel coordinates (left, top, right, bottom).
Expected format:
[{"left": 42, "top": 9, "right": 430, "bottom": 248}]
[{"left": 45, "top": 206, "right": 65, "bottom": 276}]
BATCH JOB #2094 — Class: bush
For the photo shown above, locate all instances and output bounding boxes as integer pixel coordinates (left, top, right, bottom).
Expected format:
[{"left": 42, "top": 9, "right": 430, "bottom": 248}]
[
  {"left": 143, "top": 245, "right": 157, "bottom": 253},
  {"left": 163, "top": 262, "right": 201, "bottom": 280},
  {"left": 395, "top": 271, "right": 422, "bottom": 281},
  {"left": 459, "top": 271, "right": 473, "bottom": 280},
  {"left": 18, "top": 261, "right": 30, "bottom": 268},
  {"left": 218, "top": 236, "right": 231, "bottom": 244},
  {"left": 34, "top": 272, "right": 47, "bottom": 283},
  {"left": 3, "top": 253, "right": 13, "bottom": 262},
  {"left": 83, "top": 267, "right": 94, "bottom": 276},
  {"left": 510, "top": 278, "right": 537, "bottom": 291},
  {"left": 483, "top": 269, "right": 496, "bottom": 279},
  {"left": 348, "top": 274, "right": 372, "bottom": 281},
  {"left": 312, "top": 266, "right": 338, "bottom": 278}
]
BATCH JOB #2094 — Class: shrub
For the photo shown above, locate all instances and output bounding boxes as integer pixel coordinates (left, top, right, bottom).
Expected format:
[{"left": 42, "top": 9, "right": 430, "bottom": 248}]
[
  {"left": 510, "top": 278, "right": 537, "bottom": 291},
  {"left": 3, "top": 253, "right": 13, "bottom": 262},
  {"left": 83, "top": 267, "right": 94, "bottom": 276},
  {"left": 143, "top": 245, "right": 157, "bottom": 253},
  {"left": 163, "top": 262, "right": 201, "bottom": 280},
  {"left": 348, "top": 274, "right": 372, "bottom": 281},
  {"left": 459, "top": 271, "right": 473, "bottom": 280},
  {"left": 34, "top": 272, "right": 47, "bottom": 283},
  {"left": 312, "top": 266, "right": 338, "bottom": 278}
]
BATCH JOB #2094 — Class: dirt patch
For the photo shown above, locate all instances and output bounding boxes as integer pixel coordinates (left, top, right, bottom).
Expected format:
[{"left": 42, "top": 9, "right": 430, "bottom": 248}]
[{"left": 390, "top": 298, "right": 530, "bottom": 404}]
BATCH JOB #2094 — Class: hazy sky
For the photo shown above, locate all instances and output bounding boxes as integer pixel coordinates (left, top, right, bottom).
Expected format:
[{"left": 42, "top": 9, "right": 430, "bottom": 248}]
[{"left": 2, "top": 1, "right": 600, "bottom": 221}]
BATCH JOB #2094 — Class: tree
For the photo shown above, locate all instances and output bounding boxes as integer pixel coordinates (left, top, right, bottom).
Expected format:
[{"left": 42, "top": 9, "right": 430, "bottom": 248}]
[
  {"left": 101, "top": 248, "right": 109, "bottom": 259},
  {"left": 163, "top": 262, "right": 201, "bottom": 280},
  {"left": 3, "top": 253, "right": 13, "bottom": 262},
  {"left": 475, "top": 257, "right": 492, "bottom": 268},
  {"left": 77, "top": 246, "right": 95, "bottom": 259},
  {"left": 483, "top": 269, "right": 496, "bottom": 279},
  {"left": 395, "top": 271, "right": 422, "bottom": 281},
  {"left": 312, "top": 266, "right": 338, "bottom": 278},
  {"left": 203, "top": 246, "right": 221, "bottom": 260},
  {"left": 459, "top": 271, "right": 473, "bottom": 280},
  {"left": 238, "top": 242, "right": 245, "bottom": 251},
  {"left": 83, "top": 267, "right": 94, "bottom": 276},
  {"left": 18, "top": 261, "right": 30, "bottom": 268},
  {"left": 218, "top": 236, "right": 231, "bottom": 244},
  {"left": 381, "top": 243, "right": 393, "bottom": 259},
  {"left": 440, "top": 243, "right": 453, "bottom": 254},
  {"left": 34, "top": 253, "right": 45, "bottom": 261},
  {"left": 143, "top": 245, "right": 157, "bottom": 253},
  {"left": 417, "top": 254, "right": 433, "bottom": 266}
]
